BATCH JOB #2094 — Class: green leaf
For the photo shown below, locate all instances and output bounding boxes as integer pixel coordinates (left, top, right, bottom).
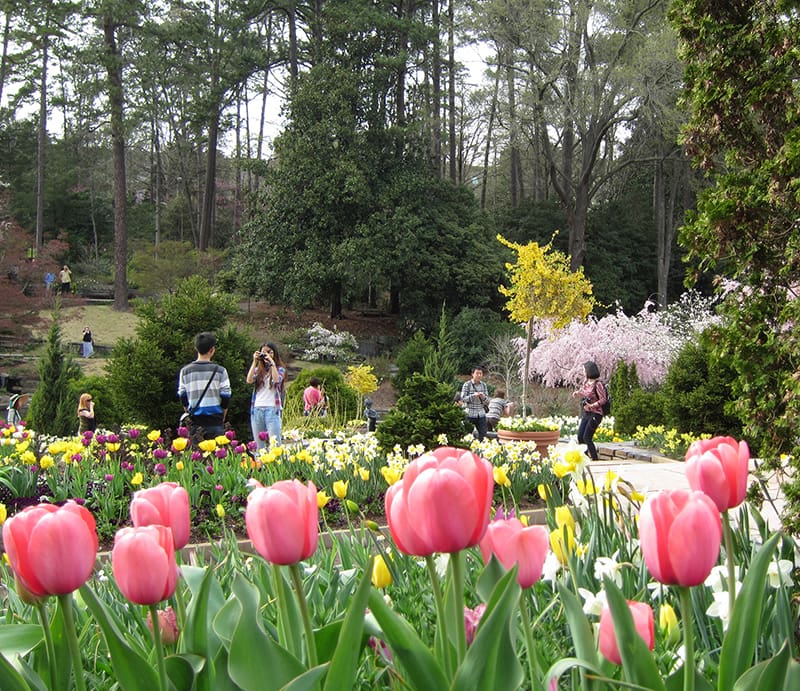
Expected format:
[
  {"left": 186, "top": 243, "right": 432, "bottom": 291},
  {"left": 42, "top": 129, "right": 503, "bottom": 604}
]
[
  {"left": 555, "top": 582, "right": 600, "bottom": 667},
  {"left": 181, "top": 566, "right": 225, "bottom": 691},
  {"left": 475, "top": 554, "right": 507, "bottom": 602},
  {"left": 452, "top": 568, "right": 523, "bottom": 691},
  {"left": 733, "top": 641, "right": 792, "bottom": 690},
  {"left": 543, "top": 657, "right": 606, "bottom": 688},
  {"left": 0, "top": 625, "right": 42, "bottom": 657},
  {"left": 281, "top": 664, "right": 329, "bottom": 691},
  {"left": 603, "top": 578, "right": 665, "bottom": 691},
  {"left": 165, "top": 654, "right": 199, "bottom": 691},
  {"left": 227, "top": 574, "right": 305, "bottom": 690},
  {"left": 366, "top": 587, "right": 449, "bottom": 689},
  {"left": 0, "top": 651, "right": 33, "bottom": 691},
  {"left": 323, "top": 562, "right": 372, "bottom": 690},
  {"left": 718, "top": 532, "right": 780, "bottom": 690},
  {"left": 78, "top": 585, "right": 159, "bottom": 691},
  {"left": 665, "top": 668, "right": 714, "bottom": 691}
]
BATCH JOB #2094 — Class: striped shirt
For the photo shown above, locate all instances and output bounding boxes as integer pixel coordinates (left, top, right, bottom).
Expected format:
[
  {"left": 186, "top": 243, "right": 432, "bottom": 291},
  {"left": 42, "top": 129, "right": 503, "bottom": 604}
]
[{"left": 178, "top": 360, "right": 232, "bottom": 421}]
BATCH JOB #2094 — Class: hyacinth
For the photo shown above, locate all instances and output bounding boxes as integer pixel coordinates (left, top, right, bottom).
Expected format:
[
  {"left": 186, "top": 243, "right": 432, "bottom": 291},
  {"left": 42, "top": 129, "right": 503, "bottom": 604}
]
[{"left": 523, "top": 291, "right": 719, "bottom": 388}]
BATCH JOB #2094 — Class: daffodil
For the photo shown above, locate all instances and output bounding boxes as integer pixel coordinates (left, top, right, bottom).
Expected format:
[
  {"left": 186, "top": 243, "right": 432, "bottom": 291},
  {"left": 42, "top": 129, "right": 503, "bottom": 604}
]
[
  {"left": 215, "top": 504, "right": 225, "bottom": 518},
  {"left": 554, "top": 505, "right": 574, "bottom": 531},
  {"left": 358, "top": 467, "right": 370, "bottom": 482},
  {"left": 537, "top": 483, "right": 550, "bottom": 501},
  {"left": 550, "top": 525, "right": 576, "bottom": 565},
  {"left": 371, "top": 555, "right": 392, "bottom": 589}
]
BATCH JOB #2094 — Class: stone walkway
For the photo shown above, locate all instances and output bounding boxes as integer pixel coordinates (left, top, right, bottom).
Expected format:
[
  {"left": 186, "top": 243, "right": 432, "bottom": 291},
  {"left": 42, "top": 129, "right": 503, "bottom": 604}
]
[{"left": 592, "top": 442, "right": 786, "bottom": 531}]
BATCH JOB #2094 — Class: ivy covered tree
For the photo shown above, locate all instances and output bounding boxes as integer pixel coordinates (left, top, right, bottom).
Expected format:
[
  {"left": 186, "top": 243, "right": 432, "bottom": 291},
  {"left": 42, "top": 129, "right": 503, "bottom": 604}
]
[{"left": 670, "top": 1, "right": 800, "bottom": 528}]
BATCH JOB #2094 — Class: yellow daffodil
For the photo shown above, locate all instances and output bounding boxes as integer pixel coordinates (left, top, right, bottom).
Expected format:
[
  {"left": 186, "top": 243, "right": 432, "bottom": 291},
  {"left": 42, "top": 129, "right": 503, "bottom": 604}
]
[
  {"left": 550, "top": 525, "right": 576, "bottom": 565},
  {"left": 172, "top": 437, "right": 189, "bottom": 452},
  {"left": 631, "top": 490, "right": 645, "bottom": 503},
  {"left": 552, "top": 461, "right": 572, "bottom": 478},
  {"left": 333, "top": 480, "right": 348, "bottom": 499},
  {"left": 131, "top": 472, "right": 144, "bottom": 486},
  {"left": 317, "top": 490, "right": 331, "bottom": 508},
  {"left": 215, "top": 504, "right": 225, "bottom": 518},
  {"left": 147, "top": 430, "right": 161, "bottom": 442},
  {"left": 493, "top": 465, "right": 511, "bottom": 488},
  {"left": 371, "top": 555, "right": 392, "bottom": 589},
  {"left": 175, "top": 461, "right": 185, "bottom": 471},
  {"left": 555, "top": 505, "right": 574, "bottom": 531},
  {"left": 198, "top": 439, "right": 217, "bottom": 453},
  {"left": 576, "top": 478, "right": 598, "bottom": 495},
  {"left": 358, "top": 467, "right": 370, "bottom": 482},
  {"left": 40, "top": 455, "right": 54, "bottom": 470},
  {"left": 381, "top": 466, "right": 402, "bottom": 486},
  {"left": 0, "top": 503, "right": 6, "bottom": 525}
]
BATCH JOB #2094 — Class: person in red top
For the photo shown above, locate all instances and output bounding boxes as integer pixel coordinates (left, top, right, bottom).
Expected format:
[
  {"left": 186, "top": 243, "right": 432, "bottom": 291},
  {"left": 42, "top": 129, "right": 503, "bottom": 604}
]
[
  {"left": 572, "top": 360, "right": 608, "bottom": 460},
  {"left": 303, "top": 377, "right": 328, "bottom": 417}
]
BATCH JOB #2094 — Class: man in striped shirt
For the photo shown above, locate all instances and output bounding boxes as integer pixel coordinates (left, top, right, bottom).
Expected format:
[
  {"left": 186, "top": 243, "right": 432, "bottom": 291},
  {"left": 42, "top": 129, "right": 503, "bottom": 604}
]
[{"left": 178, "top": 332, "right": 231, "bottom": 440}]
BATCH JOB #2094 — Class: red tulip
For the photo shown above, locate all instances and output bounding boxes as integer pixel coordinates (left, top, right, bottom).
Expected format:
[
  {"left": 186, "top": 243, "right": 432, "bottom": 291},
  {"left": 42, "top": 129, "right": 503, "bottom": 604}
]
[
  {"left": 598, "top": 600, "right": 655, "bottom": 665},
  {"left": 2, "top": 501, "right": 98, "bottom": 596},
  {"left": 479, "top": 518, "right": 549, "bottom": 588},
  {"left": 112, "top": 525, "right": 179, "bottom": 605},
  {"left": 639, "top": 489, "right": 721, "bottom": 586},
  {"left": 685, "top": 436, "right": 750, "bottom": 512},
  {"left": 385, "top": 446, "right": 494, "bottom": 556},
  {"left": 245, "top": 479, "right": 319, "bottom": 565},
  {"left": 130, "top": 482, "right": 191, "bottom": 550}
]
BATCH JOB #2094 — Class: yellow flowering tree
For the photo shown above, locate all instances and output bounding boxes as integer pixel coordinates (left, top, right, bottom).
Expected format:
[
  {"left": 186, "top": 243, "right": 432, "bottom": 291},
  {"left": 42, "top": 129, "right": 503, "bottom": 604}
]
[
  {"left": 344, "top": 364, "right": 379, "bottom": 419},
  {"left": 497, "top": 234, "right": 595, "bottom": 411}
]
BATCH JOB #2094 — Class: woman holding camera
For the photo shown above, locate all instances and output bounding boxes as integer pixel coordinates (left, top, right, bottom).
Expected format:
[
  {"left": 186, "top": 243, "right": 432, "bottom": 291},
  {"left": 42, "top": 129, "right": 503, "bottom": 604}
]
[{"left": 246, "top": 342, "right": 286, "bottom": 450}]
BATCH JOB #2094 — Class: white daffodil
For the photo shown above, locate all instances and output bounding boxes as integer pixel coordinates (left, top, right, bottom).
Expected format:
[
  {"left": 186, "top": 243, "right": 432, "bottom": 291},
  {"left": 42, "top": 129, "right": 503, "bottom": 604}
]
[
  {"left": 578, "top": 587, "right": 607, "bottom": 616},
  {"left": 594, "top": 551, "right": 622, "bottom": 588},
  {"left": 541, "top": 551, "right": 562, "bottom": 585},
  {"left": 703, "top": 565, "right": 729, "bottom": 592},
  {"left": 767, "top": 559, "right": 793, "bottom": 588}
]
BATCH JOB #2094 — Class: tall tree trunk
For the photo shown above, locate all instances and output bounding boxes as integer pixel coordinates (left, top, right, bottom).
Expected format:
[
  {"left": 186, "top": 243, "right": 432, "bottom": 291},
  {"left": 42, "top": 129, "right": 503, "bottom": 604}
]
[
  {"left": 287, "top": 1, "right": 298, "bottom": 85},
  {"left": 447, "top": 0, "right": 456, "bottom": 183},
  {"left": 431, "top": 0, "right": 441, "bottom": 175},
  {"left": 35, "top": 36, "right": 48, "bottom": 250},
  {"left": 480, "top": 65, "right": 499, "bottom": 209},
  {"left": 0, "top": 12, "right": 11, "bottom": 105},
  {"left": 329, "top": 281, "right": 343, "bottom": 319},
  {"left": 104, "top": 17, "right": 128, "bottom": 311},
  {"left": 506, "top": 50, "right": 521, "bottom": 208}
]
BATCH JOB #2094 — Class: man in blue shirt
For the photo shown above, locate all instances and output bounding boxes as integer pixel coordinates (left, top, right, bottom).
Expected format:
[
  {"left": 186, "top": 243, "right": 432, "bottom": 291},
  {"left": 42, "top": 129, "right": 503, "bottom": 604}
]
[{"left": 177, "top": 332, "right": 231, "bottom": 440}]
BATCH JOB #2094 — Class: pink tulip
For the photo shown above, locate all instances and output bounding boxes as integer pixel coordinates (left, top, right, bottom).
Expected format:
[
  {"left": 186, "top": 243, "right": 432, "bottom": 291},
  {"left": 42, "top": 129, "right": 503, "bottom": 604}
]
[
  {"left": 147, "top": 607, "right": 180, "bottom": 645},
  {"left": 639, "top": 489, "right": 722, "bottom": 586},
  {"left": 598, "top": 600, "right": 655, "bottom": 665},
  {"left": 479, "top": 518, "right": 549, "bottom": 588},
  {"left": 685, "top": 436, "right": 750, "bottom": 512},
  {"left": 385, "top": 446, "right": 494, "bottom": 556},
  {"left": 464, "top": 603, "right": 487, "bottom": 645},
  {"left": 2, "top": 501, "right": 98, "bottom": 597},
  {"left": 112, "top": 525, "right": 179, "bottom": 605},
  {"left": 245, "top": 479, "right": 319, "bottom": 565},
  {"left": 130, "top": 482, "right": 191, "bottom": 550}
]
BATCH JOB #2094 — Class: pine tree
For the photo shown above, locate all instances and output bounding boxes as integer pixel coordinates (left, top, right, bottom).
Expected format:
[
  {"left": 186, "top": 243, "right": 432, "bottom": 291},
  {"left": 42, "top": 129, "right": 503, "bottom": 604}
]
[{"left": 27, "top": 320, "right": 82, "bottom": 436}]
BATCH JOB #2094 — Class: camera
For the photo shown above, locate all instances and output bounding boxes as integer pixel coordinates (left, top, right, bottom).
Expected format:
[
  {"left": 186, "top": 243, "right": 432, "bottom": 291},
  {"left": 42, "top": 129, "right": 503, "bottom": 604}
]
[{"left": 259, "top": 353, "right": 273, "bottom": 365}]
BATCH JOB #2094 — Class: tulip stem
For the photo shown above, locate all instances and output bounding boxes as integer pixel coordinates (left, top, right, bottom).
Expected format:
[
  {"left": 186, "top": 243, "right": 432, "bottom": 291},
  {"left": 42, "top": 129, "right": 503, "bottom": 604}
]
[
  {"left": 425, "top": 554, "right": 452, "bottom": 675},
  {"left": 289, "top": 563, "right": 318, "bottom": 667},
  {"left": 722, "top": 510, "right": 737, "bottom": 617},
  {"left": 519, "top": 592, "right": 544, "bottom": 691},
  {"left": 450, "top": 550, "right": 467, "bottom": 666},
  {"left": 58, "top": 593, "right": 87, "bottom": 691},
  {"left": 35, "top": 601, "right": 57, "bottom": 691},
  {"left": 149, "top": 604, "right": 169, "bottom": 691},
  {"left": 678, "top": 586, "right": 695, "bottom": 691},
  {"left": 272, "top": 563, "right": 296, "bottom": 654}
]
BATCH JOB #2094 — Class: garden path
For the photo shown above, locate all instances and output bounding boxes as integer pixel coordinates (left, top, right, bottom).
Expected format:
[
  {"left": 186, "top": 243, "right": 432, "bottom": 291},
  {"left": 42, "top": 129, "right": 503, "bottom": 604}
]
[{"left": 592, "top": 441, "right": 785, "bottom": 531}]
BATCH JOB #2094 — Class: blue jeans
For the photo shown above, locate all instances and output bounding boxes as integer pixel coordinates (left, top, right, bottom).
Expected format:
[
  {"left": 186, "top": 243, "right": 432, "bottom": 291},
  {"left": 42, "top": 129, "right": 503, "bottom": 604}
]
[
  {"left": 577, "top": 412, "right": 602, "bottom": 460},
  {"left": 251, "top": 407, "right": 282, "bottom": 449}
]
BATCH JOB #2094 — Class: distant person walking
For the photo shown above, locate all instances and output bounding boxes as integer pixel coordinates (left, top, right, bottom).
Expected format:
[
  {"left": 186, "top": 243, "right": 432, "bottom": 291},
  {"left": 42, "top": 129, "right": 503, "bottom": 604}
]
[
  {"left": 59, "top": 265, "right": 72, "bottom": 295},
  {"left": 573, "top": 360, "right": 608, "bottom": 461},
  {"left": 246, "top": 342, "right": 286, "bottom": 450},
  {"left": 77, "top": 393, "right": 96, "bottom": 433},
  {"left": 460, "top": 366, "right": 489, "bottom": 440},
  {"left": 81, "top": 326, "right": 94, "bottom": 358},
  {"left": 177, "top": 332, "right": 231, "bottom": 441},
  {"left": 303, "top": 377, "right": 328, "bottom": 417}
]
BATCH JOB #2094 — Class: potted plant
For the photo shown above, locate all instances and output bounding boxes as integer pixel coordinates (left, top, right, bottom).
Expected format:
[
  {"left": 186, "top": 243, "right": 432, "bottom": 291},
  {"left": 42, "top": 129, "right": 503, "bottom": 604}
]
[{"left": 496, "top": 416, "right": 562, "bottom": 456}]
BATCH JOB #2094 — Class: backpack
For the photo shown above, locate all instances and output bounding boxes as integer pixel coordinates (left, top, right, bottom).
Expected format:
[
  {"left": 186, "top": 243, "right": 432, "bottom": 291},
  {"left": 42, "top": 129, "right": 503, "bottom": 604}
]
[{"left": 596, "top": 381, "right": 611, "bottom": 416}]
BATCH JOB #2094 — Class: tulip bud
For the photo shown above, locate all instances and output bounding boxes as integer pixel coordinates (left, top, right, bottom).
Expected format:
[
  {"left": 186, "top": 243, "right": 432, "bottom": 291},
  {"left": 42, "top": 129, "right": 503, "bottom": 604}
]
[
  {"left": 147, "top": 606, "right": 180, "bottom": 645},
  {"left": 658, "top": 603, "right": 680, "bottom": 645},
  {"left": 371, "top": 555, "right": 392, "bottom": 589}
]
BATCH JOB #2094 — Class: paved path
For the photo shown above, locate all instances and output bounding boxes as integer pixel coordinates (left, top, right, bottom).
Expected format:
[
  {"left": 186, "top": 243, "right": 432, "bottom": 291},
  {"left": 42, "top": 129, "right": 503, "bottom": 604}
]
[{"left": 592, "top": 442, "right": 786, "bottom": 531}]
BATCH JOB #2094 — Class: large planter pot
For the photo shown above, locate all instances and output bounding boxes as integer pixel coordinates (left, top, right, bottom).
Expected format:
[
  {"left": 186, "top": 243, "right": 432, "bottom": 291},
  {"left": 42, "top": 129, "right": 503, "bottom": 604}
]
[{"left": 497, "top": 429, "right": 561, "bottom": 458}]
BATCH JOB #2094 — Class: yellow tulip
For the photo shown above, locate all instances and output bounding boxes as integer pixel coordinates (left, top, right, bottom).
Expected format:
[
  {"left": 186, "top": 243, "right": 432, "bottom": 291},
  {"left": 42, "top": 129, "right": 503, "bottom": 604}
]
[
  {"left": 147, "top": 430, "right": 161, "bottom": 442},
  {"left": 0, "top": 503, "right": 6, "bottom": 525},
  {"left": 550, "top": 525, "right": 576, "bottom": 565},
  {"left": 131, "top": 472, "right": 144, "bottom": 486},
  {"left": 198, "top": 439, "right": 217, "bottom": 453},
  {"left": 39, "top": 455, "right": 54, "bottom": 470},
  {"left": 659, "top": 603, "right": 680, "bottom": 644},
  {"left": 215, "top": 504, "right": 225, "bottom": 518},
  {"left": 358, "top": 467, "right": 370, "bottom": 482},
  {"left": 537, "top": 483, "right": 550, "bottom": 501},
  {"left": 381, "top": 466, "right": 402, "bottom": 486},
  {"left": 106, "top": 443, "right": 121, "bottom": 452},
  {"left": 333, "top": 480, "right": 349, "bottom": 499},
  {"left": 215, "top": 435, "right": 230, "bottom": 446},
  {"left": 520, "top": 514, "right": 529, "bottom": 526},
  {"left": 493, "top": 465, "right": 511, "bottom": 488},
  {"left": 172, "top": 437, "right": 189, "bottom": 452},
  {"left": 371, "top": 555, "right": 392, "bottom": 589},
  {"left": 555, "top": 505, "right": 574, "bottom": 531},
  {"left": 175, "top": 461, "right": 185, "bottom": 471},
  {"left": 317, "top": 490, "right": 331, "bottom": 508}
]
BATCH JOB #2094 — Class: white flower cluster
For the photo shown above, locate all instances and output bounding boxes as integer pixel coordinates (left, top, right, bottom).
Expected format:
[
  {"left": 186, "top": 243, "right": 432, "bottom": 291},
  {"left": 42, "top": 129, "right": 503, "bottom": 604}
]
[{"left": 301, "top": 322, "right": 360, "bottom": 362}]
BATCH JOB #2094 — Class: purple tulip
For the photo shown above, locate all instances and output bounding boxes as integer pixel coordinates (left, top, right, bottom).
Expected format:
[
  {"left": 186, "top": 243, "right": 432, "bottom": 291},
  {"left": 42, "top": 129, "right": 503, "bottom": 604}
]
[
  {"left": 95, "top": 433, "right": 107, "bottom": 444},
  {"left": 106, "top": 433, "right": 120, "bottom": 444},
  {"left": 153, "top": 448, "right": 169, "bottom": 460},
  {"left": 177, "top": 426, "right": 189, "bottom": 437},
  {"left": 154, "top": 463, "right": 167, "bottom": 476},
  {"left": 226, "top": 430, "right": 236, "bottom": 440},
  {"left": 128, "top": 429, "right": 141, "bottom": 440},
  {"left": 214, "top": 448, "right": 227, "bottom": 459},
  {"left": 191, "top": 451, "right": 202, "bottom": 461},
  {"left": 71, "top": 454, "right": 83, "bottom": 463},
  {"left": 105, "top": 474, "right": 114, "bottom": 482},
  {"left": 206, "top": 465, "right": 215, "bottom": 475}
]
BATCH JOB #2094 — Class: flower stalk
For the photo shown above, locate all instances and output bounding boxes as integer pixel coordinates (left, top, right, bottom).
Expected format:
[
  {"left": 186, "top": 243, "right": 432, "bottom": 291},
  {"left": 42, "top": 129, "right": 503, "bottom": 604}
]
[
  {"left": 289, "top": 562, "right": 318, "bottom": 667},
  {"left": 148, "top": 603, "right": 169, "bottom": 691},
  {"left": 58, "top": 594, "right": 87, "bottom": 691}
]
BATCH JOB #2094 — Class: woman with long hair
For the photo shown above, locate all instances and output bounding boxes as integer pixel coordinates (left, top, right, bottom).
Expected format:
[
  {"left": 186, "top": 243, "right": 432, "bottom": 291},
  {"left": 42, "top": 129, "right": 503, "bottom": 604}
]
[
  {"left": 77, "top": 392, "right": 96, "bottom": 433},
  {"left": 246, "top": 342, "right": 286, "bottom": 450},
  {"left": 573, "top": 360, "right": 608, "bottom": 461}
]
